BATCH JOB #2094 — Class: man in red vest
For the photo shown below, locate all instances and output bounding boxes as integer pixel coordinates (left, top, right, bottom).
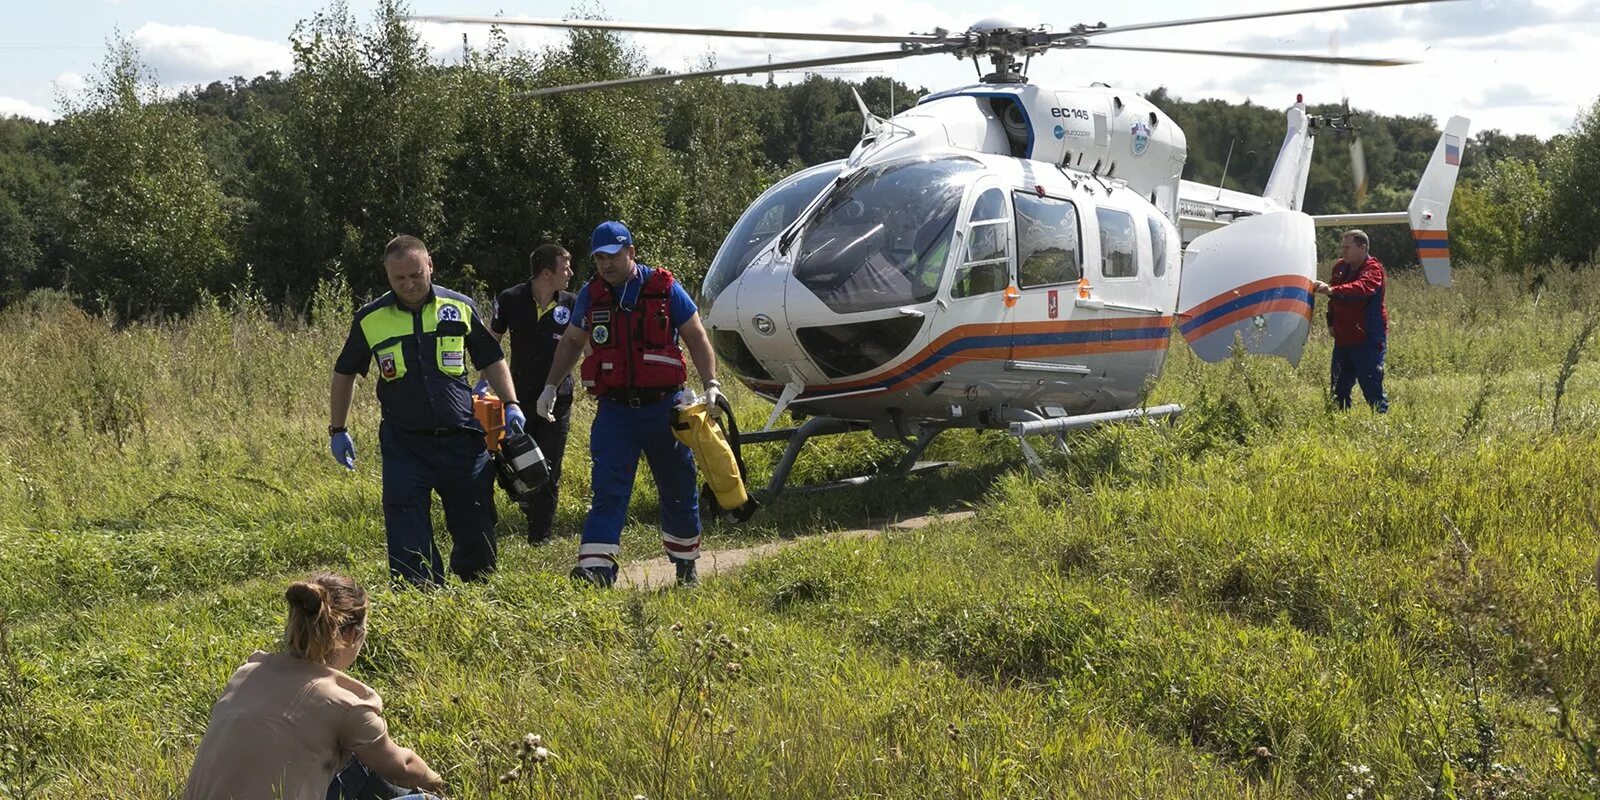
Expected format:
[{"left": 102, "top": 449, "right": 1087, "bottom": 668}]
[
  {"left": 536, "top": 221, "right": 724, "bottom": 587},
  {"left": 1311, "top": 229, "right": 1389, "bottom": 413}
]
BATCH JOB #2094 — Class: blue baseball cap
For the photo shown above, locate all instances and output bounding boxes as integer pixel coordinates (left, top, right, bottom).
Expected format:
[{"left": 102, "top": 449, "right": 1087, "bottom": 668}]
[{"left": 590, "top": 220, "right": 634, "bottom": 256}]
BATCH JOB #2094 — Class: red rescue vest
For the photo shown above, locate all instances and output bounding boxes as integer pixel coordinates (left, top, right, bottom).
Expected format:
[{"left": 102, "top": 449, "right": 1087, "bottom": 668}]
[{"left": 579, "top": 267, "right": 688, "bottom": 395}]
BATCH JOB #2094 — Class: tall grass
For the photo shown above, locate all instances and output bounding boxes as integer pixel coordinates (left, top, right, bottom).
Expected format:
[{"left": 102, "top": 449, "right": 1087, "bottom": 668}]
[{"left": 4, "top": 266, "right": 1600, "bottom": 797}]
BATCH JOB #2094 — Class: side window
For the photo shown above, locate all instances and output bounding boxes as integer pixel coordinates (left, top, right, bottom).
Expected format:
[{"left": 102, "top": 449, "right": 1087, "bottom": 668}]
[
  {"left": 953, "top": 189, "right": 1010, "bottom": 299},
  {"left": 1148, "top": 216, "right": 1168, "bottom": 278},
  {"left": 1014, "top": 192, "right": 1081, "bottom": 288},
  {"left": 970, "top": 187, "right": 1006, "bottom": 222},
  {"left": 1098, "top": 207, "right": 1137, "bottom": 279}
]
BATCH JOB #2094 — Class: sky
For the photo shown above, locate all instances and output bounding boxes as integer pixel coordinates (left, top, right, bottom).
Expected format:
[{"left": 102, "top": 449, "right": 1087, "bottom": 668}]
[{"left": 1, "top": 0, "right": 1597, "bottom": 139}]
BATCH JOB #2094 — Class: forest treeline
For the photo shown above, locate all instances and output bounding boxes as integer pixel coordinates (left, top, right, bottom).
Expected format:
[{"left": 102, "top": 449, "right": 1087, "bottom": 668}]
[{"left": 0, "top": 0, "right": 1595, "bottom": 317}]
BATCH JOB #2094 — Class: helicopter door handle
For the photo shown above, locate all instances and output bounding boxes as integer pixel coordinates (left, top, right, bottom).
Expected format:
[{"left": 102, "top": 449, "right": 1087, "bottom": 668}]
[
  {"left": 898, "top": 307, "right": 925, "bottom": 318},
  {"left": 1074, "top": 297, "right": 1106, "bottom": 310}
]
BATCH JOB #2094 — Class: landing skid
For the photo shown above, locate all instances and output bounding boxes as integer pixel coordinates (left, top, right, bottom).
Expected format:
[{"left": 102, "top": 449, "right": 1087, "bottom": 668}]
[
  {"left": 732, "top": 404, "right": 1183, "bottom": 504},
  {"left": 1006, "top": 403, "right": 1184, "bottom": 476},
  {"left": 789, "top": 460, "right": 955, "bottom": 495}
]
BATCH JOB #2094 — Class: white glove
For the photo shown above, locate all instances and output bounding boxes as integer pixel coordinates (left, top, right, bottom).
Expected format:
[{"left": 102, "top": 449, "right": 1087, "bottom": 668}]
[
  {"left": 535, "top": 384, "right": 558, "bottom": 421},
  {"left": 703, "top": 380, "right": 725, "bottom": 419}
]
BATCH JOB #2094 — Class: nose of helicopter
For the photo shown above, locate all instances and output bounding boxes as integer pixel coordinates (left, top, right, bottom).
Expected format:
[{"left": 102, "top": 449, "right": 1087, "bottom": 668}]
[{"left": 704, "top": 246, "right": 817, "bottom": 392}]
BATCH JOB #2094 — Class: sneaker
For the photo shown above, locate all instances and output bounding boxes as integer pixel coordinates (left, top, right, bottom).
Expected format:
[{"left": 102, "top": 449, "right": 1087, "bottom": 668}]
[
  {"left": 569, "top": 565, "right": 616, "bottom": 588},
  {"left": 673, "top": 558, "right": 699, "bottom": 588},
  {"left": 527, "top": 523, "right": 551, "bottom": 546}
]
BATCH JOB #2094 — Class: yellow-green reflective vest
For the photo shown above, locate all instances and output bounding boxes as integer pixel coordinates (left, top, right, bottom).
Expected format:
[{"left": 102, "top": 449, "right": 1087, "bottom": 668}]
[{"left": 358, "top": 294, "right": 474, "bottom": 382}]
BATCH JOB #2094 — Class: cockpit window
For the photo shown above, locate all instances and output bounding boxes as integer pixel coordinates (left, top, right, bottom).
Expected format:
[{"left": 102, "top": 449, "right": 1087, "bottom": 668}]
[
  {"left": 703, "top": 160, "right": 843, "bottom": 308},
  {"left": 793, "top": 157, "right": 981, "bottom": 314}
]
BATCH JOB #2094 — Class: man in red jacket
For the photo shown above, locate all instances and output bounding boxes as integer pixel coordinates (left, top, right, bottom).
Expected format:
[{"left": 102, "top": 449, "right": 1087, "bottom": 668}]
[{"left": 1311, "top": 229, "right": 1389, "bottom": 413}]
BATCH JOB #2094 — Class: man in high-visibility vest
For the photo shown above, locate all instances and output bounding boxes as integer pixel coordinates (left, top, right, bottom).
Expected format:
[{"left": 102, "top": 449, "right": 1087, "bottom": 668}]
[
  {"left": 536, "top": 221, "right": 723, "bottom": 588},
  {"left": 328, "top": 235, "right": 527, "bottom": 586}
]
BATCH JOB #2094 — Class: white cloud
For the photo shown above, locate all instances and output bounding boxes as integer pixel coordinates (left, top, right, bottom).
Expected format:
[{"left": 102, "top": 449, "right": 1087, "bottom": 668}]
[
  {"left": 130, "top": 22, "right": 292, "bottom": 86},
  {"left": 0, "top": 97, "right": 54, "bottom": 121},
  {"left": 53, "top": 72, "right": 86, "bottom": 97}
]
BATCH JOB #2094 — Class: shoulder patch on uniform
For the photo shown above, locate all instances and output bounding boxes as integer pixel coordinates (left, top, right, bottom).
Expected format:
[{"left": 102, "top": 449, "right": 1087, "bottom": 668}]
[
  {"left": 592, "top": 324, "right": 610, "bottom": 345},
  {"left": 552, "top": 306, "right": 571, "bottom": 326},
  {"left": 437, "top": 304, "right": 462, "bottom": 323}
]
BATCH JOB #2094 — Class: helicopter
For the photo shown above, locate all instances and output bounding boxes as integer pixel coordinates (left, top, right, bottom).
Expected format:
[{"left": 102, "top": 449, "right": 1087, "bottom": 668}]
[{"left": 416, "top": 1, "right": 1469, "bottom": 494}]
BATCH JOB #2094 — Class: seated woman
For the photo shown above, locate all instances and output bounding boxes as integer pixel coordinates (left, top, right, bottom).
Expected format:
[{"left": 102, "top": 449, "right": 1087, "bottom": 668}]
[{"left": 183, "top": 573, "right": 447, "bottom": 800}]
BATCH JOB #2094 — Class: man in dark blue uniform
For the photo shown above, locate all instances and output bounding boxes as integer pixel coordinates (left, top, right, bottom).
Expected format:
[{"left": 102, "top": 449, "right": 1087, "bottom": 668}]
[
  {"left": 328, "top": 235, "right": 527, "bottom": 586},
  {"left": 536, "top": 221, "right": 723, "bottom": 588},
  {"left": 490, "top": 243, "right": 577, "bottom": 544}
]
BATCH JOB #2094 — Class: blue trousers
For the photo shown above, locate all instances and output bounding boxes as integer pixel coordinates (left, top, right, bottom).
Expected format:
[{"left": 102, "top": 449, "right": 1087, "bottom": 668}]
[
  {"left": 1331, "top": 341, "right": 1389, "bottom": 413},
  {"left": 329, "top": 758, "right": 440, "bottom": 800},
  {"left": 578, "top": 396, "right": 701, "bottom": 574},
  {"left": 379, "top": 423, "right": 497, "bottom": 586}
]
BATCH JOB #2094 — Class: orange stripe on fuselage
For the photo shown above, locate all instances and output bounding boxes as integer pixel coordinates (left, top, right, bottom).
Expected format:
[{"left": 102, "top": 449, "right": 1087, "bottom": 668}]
[{"left": 1178, "top": 275, "right": 1312, "bottom": 321}]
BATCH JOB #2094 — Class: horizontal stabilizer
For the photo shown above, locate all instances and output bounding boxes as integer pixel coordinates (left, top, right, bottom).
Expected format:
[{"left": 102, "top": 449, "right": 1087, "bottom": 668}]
[{"left": 1178, "top": 211, "right": 1317, "bottom": 365}]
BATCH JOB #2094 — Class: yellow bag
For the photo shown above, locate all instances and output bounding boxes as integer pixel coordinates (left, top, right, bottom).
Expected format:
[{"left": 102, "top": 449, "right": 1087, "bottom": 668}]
[{"left": 672, "top": 400, "right": 750, "bottom": 514}]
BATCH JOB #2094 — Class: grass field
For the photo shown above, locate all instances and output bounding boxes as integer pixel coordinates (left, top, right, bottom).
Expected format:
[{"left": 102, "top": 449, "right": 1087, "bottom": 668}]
[{"left": 3, "top": 267, "right": 1600, "bottom": 798}]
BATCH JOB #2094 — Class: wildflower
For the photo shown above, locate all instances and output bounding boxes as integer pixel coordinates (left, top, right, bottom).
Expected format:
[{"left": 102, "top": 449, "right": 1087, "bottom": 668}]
[
  {"left": 670, "top": 622, "right": 684, "bottom": 632},
  {"left": 702, "top": 707, "right": 714, "bottom": 719},
  {"left": 724, "top": 661, "right": 742, "bottom": 674},
  {"left": 1255, "top": 746, "right": 1275, "bottom": 759},
  {"left": 703, "top": 620, "right": 716, "bottom": 631},
  {"left": 946, "top": 723, "right": 961, "bottom": 741},
  {"left": 532, "top": 746, "right": 551, "bottom": 763},
  {"left": 499, "top": 765, "right": 522, "bottom": 783},
  {"left": 522, "top": 733, "right": 543, "bottom": 750}
]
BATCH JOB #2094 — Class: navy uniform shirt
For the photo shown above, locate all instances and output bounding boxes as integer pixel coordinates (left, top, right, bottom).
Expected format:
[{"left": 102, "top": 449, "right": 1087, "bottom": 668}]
[
  {"left": 491, "top": 284, "right": 576, "bottom": 399},
  {"left": 334, "top": 286, "right": 504, "bottom": 433}
]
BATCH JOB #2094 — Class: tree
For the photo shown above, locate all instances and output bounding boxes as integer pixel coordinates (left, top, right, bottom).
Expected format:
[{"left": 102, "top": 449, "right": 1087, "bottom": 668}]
[
  {"left": 1540, "top": 101, "right": 1600, "bottom": 267},
  {"left": 245, "top": 0, "right": 462, "bottom": 303},
  {"left": 0, "top": 118, "right": 70, "bottom": 303},
  {"left": 1450, "top": 157, "right": 1549, "bottom": 270},
  {"left": 56, "top": 37, "right": 233, "bottom": 316}
]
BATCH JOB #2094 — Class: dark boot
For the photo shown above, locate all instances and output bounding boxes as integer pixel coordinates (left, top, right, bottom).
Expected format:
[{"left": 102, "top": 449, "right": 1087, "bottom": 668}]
[
  {"left": 672, "top": 557, "right": 699, "bottom": 588},
  {"left": 569, "top": 565, "right": 616, "bottom": 588}
]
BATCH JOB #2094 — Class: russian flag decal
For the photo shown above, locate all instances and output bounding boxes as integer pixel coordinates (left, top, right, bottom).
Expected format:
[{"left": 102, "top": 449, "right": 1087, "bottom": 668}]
[{"left": 1444, "top": 134, "right": 1461, "bottom": 166}]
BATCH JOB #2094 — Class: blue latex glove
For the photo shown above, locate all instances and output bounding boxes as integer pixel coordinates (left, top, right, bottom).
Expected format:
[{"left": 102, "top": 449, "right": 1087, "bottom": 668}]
[
  {"left": 504, "top": 403, "right": 527, "bottom": 436},
  {"left": 330, "top": 432, "right": 356, "bottom": 470},
  {"left": 473, "top": 377, "right": 491, "bottom": 396}
]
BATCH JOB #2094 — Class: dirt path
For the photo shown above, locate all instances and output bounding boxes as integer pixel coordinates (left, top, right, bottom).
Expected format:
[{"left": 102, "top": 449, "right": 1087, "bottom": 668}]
[{"left": 617, "top": 510, "right": 977, "bottom": 590}]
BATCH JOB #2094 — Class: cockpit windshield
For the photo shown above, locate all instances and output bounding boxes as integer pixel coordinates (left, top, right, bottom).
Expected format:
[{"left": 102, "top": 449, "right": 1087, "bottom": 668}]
[
  {"left": 792, "top": 156, "right": 981, "bottom": 314},
  {"left": 702, "top": 161, "right": 844, "bottom": 308}
]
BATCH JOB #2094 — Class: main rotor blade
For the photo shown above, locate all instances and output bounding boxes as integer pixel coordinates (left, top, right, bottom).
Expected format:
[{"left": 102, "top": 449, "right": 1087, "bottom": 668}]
[
  {"left": 1079, "top": 43, "right": 1415, "bottom": 66},
  {"left": 1087, "top": 0, "right": 1456, "bottom": 37},
  {"left": 408, "top": 15, "right": 951, "bottom": 46},
  {"left": 518, "top": 45, "right": 956, "bottom": 98}
]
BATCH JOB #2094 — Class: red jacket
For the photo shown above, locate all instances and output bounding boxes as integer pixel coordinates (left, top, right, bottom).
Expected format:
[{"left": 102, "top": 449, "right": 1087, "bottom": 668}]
[{"left": 1326, "top": 256, "right": 1387, "bottom": 346}]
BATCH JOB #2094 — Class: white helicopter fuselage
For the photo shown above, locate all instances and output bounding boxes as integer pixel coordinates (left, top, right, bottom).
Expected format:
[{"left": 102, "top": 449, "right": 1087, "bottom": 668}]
[{"left": 702, "top": 82, "right": 1193, "bottom": 431}]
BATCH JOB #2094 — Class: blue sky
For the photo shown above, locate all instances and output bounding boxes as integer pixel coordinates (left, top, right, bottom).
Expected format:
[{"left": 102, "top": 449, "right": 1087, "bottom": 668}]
[{"left": 3, "top": 0, "right": 1597, "bottom": 138}]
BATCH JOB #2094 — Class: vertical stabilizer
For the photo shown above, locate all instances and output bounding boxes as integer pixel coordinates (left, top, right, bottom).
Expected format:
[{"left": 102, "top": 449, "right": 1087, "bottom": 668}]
[
  {"left": 1410, "top": 115, "right": 1470, "bottom": 287},
  {"left": 1262, "top": 97, "right": 1315, "bottom": 211}
]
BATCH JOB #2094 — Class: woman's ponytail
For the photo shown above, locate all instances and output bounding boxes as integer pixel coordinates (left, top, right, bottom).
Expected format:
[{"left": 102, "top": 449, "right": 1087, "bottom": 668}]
[{"left": 281, "top": 573, "right": 367, "bottom": 665}]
